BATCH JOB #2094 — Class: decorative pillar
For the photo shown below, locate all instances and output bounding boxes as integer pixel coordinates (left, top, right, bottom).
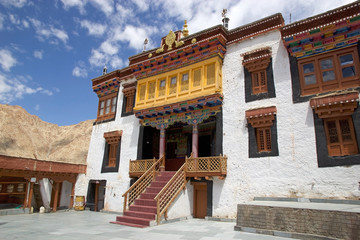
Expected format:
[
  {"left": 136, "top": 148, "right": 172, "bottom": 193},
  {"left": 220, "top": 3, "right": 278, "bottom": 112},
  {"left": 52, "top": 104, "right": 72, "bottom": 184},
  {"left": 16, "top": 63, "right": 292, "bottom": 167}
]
[
  {"left": 52, "top": 182, "right": 61, "bottom": 212},
  {"left": 159, "top": 126, "right": 166, "bottom": 158},
  {"left": 27, "top": 182, "right": 34, "bottom": 209},
  {"left": 159, "top": 125, "right": 166, "bottom": 171},
  {"left": 23, "top": 180, "right": 29, "bottom": 209},
  {"left": 94, "top": 181, "right": 99, "bottom": 212},
  {"left": 192, "top": 122, "right": 199, "bottom": 158}
]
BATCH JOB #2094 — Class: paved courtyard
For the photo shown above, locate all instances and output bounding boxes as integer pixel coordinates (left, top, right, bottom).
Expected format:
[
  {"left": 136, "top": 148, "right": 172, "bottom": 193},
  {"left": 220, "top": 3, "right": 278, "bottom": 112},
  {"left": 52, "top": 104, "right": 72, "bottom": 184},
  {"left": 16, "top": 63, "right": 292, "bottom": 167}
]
[{"left": 0, "top": 210, "right": 292, "bottom": 240}]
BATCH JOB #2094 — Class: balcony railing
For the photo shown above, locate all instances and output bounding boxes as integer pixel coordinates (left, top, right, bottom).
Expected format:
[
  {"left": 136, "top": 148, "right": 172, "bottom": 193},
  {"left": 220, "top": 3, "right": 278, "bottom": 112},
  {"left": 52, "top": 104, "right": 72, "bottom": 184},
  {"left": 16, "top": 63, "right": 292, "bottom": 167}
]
[
  {"left": 129, "top": 158, "right": 156, "bottom": 177},
  {"left": 185, "top": 155, "right": 227, "bottom": 178},
  {"left": 129, "top": 154, "right": 227, "bottom": 179}
]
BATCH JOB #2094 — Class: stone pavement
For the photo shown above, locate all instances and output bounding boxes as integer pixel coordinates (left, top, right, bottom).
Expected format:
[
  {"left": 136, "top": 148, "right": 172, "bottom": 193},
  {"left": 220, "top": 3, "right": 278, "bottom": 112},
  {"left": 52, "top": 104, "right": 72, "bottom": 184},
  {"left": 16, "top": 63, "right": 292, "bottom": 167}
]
[{"left": 0, "top": 210, "right": 292, "bottom": 240}]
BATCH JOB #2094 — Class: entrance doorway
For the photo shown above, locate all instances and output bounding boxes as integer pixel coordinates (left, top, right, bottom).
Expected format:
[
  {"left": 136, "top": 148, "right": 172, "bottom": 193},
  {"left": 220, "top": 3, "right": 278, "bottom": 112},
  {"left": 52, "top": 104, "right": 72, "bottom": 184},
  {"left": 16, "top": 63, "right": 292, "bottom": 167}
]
[
  {"left": 86, "top": 180, "right": 106, "bottom": 211},
  {"left": 193, "top": 182, "right": 207, "bottom": 218}
]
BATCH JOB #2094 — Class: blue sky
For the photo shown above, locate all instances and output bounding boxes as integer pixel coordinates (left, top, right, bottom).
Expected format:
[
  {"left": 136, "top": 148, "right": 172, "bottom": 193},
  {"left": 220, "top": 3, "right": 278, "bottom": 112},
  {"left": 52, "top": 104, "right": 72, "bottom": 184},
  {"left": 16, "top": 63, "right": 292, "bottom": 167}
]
[{"left": 0, "top": 0, "right": 354, "bottom": 126}]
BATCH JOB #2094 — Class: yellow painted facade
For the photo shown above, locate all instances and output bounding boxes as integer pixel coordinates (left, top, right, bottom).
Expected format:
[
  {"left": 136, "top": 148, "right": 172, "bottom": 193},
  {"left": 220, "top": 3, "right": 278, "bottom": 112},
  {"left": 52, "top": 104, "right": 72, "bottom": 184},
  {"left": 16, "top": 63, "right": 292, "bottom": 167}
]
[{"left": 134, "top": 56, "right": 223, "bottom": 111}]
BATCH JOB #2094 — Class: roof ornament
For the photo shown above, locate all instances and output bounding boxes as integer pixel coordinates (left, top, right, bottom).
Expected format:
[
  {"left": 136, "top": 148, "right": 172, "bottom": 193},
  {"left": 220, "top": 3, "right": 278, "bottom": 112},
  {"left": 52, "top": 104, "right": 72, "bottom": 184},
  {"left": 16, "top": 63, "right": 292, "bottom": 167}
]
[
  {"left": 222, "top": 9, "right": 229, "bottom": 30},
  {"left": 183, "top": 20, "right": 189, "bottom": 37},
  {"left": 143, "top": 38, "right": 148, "bottom": 52},
  {"left": 102, "top": 65, "right": 107, "bottom": 75}
]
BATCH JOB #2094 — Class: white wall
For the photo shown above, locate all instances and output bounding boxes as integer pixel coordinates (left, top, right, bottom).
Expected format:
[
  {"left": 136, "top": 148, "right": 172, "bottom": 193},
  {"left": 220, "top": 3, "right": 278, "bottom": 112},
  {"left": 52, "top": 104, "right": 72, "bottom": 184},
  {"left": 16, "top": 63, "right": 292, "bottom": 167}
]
[
  {"left": 216, "top": 29, "right": 360, "bottom": 218},
  {"left": 75, "top": 78, "right": 140, "bottom": 213}
]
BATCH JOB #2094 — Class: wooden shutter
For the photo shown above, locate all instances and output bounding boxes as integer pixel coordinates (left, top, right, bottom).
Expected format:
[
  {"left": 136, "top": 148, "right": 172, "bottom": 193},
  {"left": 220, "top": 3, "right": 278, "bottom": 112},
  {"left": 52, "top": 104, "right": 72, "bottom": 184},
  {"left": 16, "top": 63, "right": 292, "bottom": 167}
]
[
  {"left": 108, "top": 144, "right": 117, "bottom": 167},
  {"left": 256, "top": 127, "right": 271, "bottom": 152},
  {"left": 324, "top": 117, "right": 358, "bottom": 156}
]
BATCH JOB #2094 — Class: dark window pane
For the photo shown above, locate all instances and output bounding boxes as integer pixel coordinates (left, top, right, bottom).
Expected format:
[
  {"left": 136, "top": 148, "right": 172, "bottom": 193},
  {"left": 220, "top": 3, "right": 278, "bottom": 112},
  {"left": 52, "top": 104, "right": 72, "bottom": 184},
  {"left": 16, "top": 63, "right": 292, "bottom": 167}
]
[
  {"left": 320, "top": 59, "right": 333, "bottom": 70},
  {"left": 322, "top": 70, "right": 335, "bottom": 82},
  {"left": 342, "top": 66, "right": 355, "bottom": 78},
  {"left": 339, "top": 54, "right": 353, "bottom": 66},
  {"left": 303, "top": 63, "right": 314, "bottom": 73},
  {"left": 326, "top": 121, "right": 338, "bottom": 143},
  {"left": 340, "top": 119, "right": 352, "bottom": 142},
  {"left": 304, "top": 74, "right": 316, "bottom": 85}
]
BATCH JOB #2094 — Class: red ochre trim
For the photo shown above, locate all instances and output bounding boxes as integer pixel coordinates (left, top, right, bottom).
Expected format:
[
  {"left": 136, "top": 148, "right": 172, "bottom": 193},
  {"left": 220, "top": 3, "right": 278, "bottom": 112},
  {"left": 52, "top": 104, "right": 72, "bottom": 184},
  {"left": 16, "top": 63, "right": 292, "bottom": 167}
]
[
  {"left": 0, "top": 155, "right": 86, "bottom": 174},
  {"left": 245, "top": 106, "right": 277, "bottom": 119}
]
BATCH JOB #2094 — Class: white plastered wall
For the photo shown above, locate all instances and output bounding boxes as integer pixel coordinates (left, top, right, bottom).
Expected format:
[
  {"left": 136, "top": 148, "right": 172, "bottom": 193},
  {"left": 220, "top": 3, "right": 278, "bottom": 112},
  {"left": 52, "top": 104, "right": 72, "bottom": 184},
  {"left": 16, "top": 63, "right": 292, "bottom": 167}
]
[
  {"left": 75, "top": 77, "right": 140, "bottom": 213},
  {"left": 215, "top": 29, "right": 360, "bottom": 218}
]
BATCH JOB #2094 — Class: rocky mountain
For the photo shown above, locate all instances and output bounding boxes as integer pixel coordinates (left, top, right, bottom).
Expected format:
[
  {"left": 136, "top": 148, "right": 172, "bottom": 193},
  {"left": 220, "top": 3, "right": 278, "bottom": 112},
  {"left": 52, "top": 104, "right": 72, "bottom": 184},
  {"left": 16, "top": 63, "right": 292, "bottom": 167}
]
[{"left": 0, "top": 104, "right": 93, "bottom": 165}]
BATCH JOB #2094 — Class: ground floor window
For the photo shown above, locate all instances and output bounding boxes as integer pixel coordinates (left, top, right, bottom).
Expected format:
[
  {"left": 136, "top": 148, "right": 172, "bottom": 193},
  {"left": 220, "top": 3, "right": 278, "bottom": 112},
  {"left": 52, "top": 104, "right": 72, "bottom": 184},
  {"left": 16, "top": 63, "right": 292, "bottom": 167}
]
[{"left": 101, "top": 131, "right": 122, "bottom": 173}]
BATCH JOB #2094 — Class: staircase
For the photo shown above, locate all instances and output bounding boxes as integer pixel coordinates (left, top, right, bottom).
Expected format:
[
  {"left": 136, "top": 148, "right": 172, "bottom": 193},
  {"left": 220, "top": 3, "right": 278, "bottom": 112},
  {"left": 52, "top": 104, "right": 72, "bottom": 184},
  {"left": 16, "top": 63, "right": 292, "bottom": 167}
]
[{"left": 111, "top": 171, "right": 176, "bottom": 228}]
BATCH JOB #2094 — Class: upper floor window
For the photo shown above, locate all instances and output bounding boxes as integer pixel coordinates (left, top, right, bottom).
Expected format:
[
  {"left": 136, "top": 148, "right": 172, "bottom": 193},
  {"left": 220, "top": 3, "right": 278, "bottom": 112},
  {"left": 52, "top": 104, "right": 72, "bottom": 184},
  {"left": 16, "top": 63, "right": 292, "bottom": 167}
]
[
  {"left": 298, "top": 46, "right": 360, "bottom": 96},
  {"left": 102, "top": 130, "right": 122, "bottom": 173},
  {"left": 242, "top": 47, "right": 275, "bottom": 102},
  {"left": 97, "top": 92, "right": 117, "bottom": 122},
  {"left": 121, "top": 82, "right": 136, "bottom": 117},
  {"left": 245, "top": 106, "right": 279, "bottom": 158}
]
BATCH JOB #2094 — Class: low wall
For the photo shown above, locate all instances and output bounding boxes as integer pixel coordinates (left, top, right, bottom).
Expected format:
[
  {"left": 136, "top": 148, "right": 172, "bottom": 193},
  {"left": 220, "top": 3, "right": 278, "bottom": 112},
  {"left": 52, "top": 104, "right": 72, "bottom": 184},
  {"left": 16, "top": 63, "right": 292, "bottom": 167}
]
[{"left": 235, "top": 203, "right": 360, "bottom": 240}]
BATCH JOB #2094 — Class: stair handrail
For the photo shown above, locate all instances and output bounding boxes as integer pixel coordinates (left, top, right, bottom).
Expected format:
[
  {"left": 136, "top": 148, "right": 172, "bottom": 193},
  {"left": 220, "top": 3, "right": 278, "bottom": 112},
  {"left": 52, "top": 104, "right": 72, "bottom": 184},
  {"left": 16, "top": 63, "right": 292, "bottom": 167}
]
[
  {"left": 122, "top": 156, "right": 165, "bottom": 212},
  {"left": 154, "top": 163, "right": 187, "bottom": 224}
]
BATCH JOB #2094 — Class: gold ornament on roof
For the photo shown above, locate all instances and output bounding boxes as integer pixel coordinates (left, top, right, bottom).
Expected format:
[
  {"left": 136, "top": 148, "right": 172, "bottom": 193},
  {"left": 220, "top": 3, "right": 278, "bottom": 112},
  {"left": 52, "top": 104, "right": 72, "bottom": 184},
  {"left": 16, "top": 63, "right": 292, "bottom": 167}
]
[
  {"left": 156, "top": 44, "right": 164, "bottom": 53},
  {"left": 191, "top": 38, "right": 197, "bottom": 44},
  {"left": 165, "top": 30, "right": 176, "bottom": 51},
  {"left": 183, "top": 20, "right": 189, "bottom": 37}
]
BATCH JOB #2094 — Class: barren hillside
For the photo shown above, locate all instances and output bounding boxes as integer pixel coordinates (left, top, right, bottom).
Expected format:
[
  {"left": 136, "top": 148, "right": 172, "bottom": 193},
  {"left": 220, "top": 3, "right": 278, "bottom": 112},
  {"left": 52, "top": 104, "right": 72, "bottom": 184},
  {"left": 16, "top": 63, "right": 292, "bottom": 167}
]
[{"left": 0, "top": 104, "right": 93, "bottom": 165}]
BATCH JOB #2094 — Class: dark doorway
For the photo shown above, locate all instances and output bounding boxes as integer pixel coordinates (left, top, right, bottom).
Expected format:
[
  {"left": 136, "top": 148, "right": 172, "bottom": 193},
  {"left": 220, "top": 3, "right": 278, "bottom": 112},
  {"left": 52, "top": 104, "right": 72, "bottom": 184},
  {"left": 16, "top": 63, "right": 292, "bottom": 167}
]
[
  {"left": 86, "top": 180, "right": 106, "bottom": 211},
  {"left": 142, "top": 126, "right": 159, "bottom": 159},
  {"left": 199, "top": 135, "right": 212, "bottom": 157}
]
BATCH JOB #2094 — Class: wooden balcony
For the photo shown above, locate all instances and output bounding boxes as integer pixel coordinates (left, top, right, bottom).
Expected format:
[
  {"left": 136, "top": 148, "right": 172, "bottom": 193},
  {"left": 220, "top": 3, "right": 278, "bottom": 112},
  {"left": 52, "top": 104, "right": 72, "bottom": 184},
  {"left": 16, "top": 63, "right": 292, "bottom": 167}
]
[
  {"left": 129, "top": 158, "right": 156, "bottom": 178},
  {"left": 129, "top": 155, "right": 227, "bottom": 179}
]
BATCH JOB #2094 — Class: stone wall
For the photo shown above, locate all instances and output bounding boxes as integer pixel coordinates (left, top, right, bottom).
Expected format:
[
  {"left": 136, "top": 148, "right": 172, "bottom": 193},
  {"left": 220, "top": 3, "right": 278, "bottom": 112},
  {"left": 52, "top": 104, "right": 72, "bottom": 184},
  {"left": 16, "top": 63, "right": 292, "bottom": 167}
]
[{"left": 235, "top": 204, "right": 360, "bottom": 240}]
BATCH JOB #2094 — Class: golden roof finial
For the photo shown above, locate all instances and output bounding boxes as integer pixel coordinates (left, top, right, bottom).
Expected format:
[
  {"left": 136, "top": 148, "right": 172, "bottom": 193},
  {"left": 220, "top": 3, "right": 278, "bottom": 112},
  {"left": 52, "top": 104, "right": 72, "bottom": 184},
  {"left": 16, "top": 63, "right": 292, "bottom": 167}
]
[{"left": 182, "top": 20, "right": 189, "bottom": 37}]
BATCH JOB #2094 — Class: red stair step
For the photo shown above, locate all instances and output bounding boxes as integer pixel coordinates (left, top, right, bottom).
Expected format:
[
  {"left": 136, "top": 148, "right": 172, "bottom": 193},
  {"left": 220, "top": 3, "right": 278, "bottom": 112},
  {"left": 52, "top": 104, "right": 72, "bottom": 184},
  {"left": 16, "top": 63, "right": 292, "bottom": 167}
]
[
  {"left": 146, "top": 187, "right": 162, "bottom": 193},
  {"left": 124, "top": 210, "right": 155, "bottom": 220},
  {"left": 150, "top": 181, "right": 168, "bottom": 188},
  {"left": 110, "top": 221, "right": 148, "bottom": 228},
  {"left": 134, "top": 199, "right": 156, "bottom": 207},
  {"left": 140, "top": 192, "right": 157, "bottom": 199},
  {"left": 115, "top": 215, "right": 151, "bottom": 226},
  {"left": 129, "top": 205, "right": 157, "bottom": 214}
]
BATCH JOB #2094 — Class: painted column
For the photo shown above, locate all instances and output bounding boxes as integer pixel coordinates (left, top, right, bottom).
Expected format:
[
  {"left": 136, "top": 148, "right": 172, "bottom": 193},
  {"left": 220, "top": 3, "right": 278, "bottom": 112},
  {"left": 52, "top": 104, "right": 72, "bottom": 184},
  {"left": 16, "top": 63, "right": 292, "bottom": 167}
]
[
  {"left": 159, "top": 126, "right": 166, "bottom": 158},
  {"left": 52, "top": 182, "right": 61, "bottom": 212},
  {"left": 27, "top": 182, "right": 34, "bottom": 209},
  {"left": 192, "top": 122, "right": 199, "bottom": 158},
  {"left": 69, "top": 181, "right": 75, "bottom": 209}
]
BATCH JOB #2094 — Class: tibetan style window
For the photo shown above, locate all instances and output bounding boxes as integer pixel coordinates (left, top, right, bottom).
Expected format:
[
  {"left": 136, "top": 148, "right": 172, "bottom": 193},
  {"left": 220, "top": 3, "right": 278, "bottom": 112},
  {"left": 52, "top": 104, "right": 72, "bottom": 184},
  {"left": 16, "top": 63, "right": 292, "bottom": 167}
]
[
  {"left": 121, "top": 82, "right": 136, "bottom": 117},
  {"left": 245, "top": 106, "right": 279, "bottom": 158},
  {"left": 97, "top": 92, "right": 117, "bottom": 122},
  {"left": 101, "top": 130, "right": 122, "bottom": 173},
  {"left": 243, "top": 48, "right": 276, "bottom": 102},
  {"left": 310, "top": 92, "right": 360, "bottom": 167},
  {"left": 298, "top": 46, "right": 360, "bottom": 96}
]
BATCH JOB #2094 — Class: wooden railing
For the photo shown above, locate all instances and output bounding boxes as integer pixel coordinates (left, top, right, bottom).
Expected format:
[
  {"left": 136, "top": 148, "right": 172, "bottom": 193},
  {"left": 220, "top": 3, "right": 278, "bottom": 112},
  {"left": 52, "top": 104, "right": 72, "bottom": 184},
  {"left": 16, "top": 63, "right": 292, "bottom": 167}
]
[
  {"left": 122, "top": 156, "right": 165, "bottom": 212},
  {"left": 154, "top": 164, "right": 187, "bottom": 224},
  {"left": 185, "top": 154, "right": 227, "bottom": 177},
  {"left": 129, "top": 158, "right": 156, "bottom": 177}
]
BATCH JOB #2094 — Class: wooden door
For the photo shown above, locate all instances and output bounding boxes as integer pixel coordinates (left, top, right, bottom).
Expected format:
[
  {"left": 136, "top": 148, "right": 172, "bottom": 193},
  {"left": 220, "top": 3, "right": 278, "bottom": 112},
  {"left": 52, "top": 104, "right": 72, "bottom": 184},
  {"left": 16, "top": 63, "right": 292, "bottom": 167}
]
[{"left": 193, "top": 183, "right": 207, "bottom": 218}]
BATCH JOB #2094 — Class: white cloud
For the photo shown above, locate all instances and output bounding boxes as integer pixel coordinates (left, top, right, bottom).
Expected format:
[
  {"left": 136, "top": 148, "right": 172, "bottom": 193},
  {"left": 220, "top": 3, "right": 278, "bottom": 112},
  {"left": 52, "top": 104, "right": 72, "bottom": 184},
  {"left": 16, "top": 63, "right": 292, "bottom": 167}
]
[
  {"left": 34, "top": 104, "right": 40, "bottom": 111},
  {"left": 33, "top": 50, "right": 43, "bottom": 59},
  {"left": 0, "top": 49, "right": 17, "bottom": 72},
  {"left": 0, "top": 73, "right": 53, "bottom": 103},
  {"left": 100, "top": 40, "right": 118, "bottom": 55},
  {"left": 79, "top": 19, "right": 106, "bottom": 36},
  {"left": 90, "top": 0, "right": 114, "bottom": 16},
  {"left": 109, "top": 55, "right": 123, "bottom": 69},
  {"left": 0, "top": 0, "right": 27, "bottom": 8},
  {"left": 132, "top": 0, "right": 150, "bottom": 12},
  {"left": 60, "top": 0, "right": 87, "bottom": 14},
  {"left": 113, "top": 25, "right": 156, "bottom": 50},
  {"left": 28, "top": 18, "right": 69, "bottom": 46},
  {"left": 72, "top": 66, "right": 88, "bottom": 78}
]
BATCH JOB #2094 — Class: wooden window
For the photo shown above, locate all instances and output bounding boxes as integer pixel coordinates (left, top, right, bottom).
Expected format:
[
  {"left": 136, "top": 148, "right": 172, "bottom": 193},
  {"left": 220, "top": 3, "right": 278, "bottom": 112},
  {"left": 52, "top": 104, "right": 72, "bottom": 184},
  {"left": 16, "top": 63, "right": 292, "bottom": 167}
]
[
  {"left": 256, "top": 127, "right": 272, "bottom": 152},
  {"left": 158, "top": 79, "right": 166, "bottom": 97},
  {"left": 102, "top": 130, "right": 122, "bottom": 172},
  {"left": 252, "top": 70, "right": 267, "bottom": 94},
  {"left": 169, "top": 76, "right": 177, "bottom": 95},
  {"left": 108, "top": 143, "right": 117, "bottom": 167},
  {"left": 181, "top": 72, "right": 189, "bottom": 91},
  {"left": 324, "top": 117, "right": 358, "bottom": 157},
  {"left": 97, "top": 93, "right": 117, "bottom": 121},
  {"left": 298, "top": 46, "right": 360, "bottom": 96},
  {"left": 148, "top": 81, "right": 156, "bottom": 99},
  {"left": 125, "top": 96, "right": 134, "bottom": 113},
  {"left": 122, "top": 82, "right": 136, "bottom": 115},
  {"left": 139, "top": 84, "right": 146, "bottom": 101},
  {"left": 193, "top": 68, "right": 201, "bottom": 87},
  {"left": 206, "top": 63, "right": 215, "bottom": 85}
]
